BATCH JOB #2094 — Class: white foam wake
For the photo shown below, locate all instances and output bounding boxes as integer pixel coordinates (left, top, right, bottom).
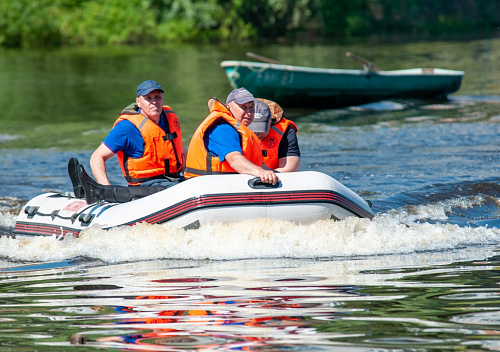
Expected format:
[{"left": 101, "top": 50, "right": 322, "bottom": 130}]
[{"left": 1, "top": 214, "right": 498, "bottom": 263}]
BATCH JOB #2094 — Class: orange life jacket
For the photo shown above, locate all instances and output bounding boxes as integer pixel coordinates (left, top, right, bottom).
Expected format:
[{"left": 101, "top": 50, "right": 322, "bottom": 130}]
[
  {"left": 184, "top": 98, "right": 263, "bottom": 178},
  {"left": 113, "top": 105, "right": 184, "bottom": 186},
  {"left": 262, "top": 119, "right": 297, "bottom": 169}
]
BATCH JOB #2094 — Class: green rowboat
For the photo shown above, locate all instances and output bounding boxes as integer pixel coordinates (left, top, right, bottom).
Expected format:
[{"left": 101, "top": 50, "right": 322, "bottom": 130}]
[{"left": 220, "top": 60, "right": 464, "bottom": 108}]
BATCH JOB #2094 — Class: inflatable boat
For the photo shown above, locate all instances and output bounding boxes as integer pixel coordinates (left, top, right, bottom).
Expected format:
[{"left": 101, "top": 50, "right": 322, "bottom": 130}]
[{"left": 14, "top": 171, "right": 374, "bottom": 238}]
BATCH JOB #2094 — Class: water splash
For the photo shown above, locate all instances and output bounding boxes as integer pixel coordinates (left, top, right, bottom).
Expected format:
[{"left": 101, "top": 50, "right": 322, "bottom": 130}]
[{"left": 1, "top": 214, "right": 498, "bottom": 263}]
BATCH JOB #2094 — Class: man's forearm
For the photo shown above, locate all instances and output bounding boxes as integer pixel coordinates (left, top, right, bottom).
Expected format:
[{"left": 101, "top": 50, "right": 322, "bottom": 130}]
[{"left": 225, "top": 152, "right": 261, "bottom": 176}]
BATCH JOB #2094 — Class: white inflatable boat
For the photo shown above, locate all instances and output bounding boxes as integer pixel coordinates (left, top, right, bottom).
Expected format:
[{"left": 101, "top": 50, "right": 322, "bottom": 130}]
[{"left": 14, "top": 171, "right": 374, "bottom": 238}]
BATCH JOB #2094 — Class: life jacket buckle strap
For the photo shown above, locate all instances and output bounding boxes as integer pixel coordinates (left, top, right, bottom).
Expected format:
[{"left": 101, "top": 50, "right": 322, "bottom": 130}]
[{"left": 163, "top": 132, "right": 177, "bottom": 141}]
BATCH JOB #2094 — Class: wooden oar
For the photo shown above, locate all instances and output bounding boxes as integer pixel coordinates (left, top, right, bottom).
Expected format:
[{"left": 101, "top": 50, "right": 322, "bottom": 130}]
[
  {"left": 346, "top": 52, "right": 381, "bottom": 72},
  {"left": 246, "top": 52, "right": 283, "bottom": 64}
]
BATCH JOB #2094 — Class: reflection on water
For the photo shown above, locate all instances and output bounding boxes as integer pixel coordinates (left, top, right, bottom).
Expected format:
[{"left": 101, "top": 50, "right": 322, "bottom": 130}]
[{"left": 1, "top": 252, "right": 500, "bottom": 351}]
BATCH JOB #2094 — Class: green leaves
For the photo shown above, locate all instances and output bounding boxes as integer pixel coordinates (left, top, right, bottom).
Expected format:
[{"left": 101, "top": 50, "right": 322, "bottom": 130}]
[
  {"left": 0, "top": 0, "right": 63, "bottom": 47},
  {"left": 0, "top": 0, "right": 498, "bottom": 48}
]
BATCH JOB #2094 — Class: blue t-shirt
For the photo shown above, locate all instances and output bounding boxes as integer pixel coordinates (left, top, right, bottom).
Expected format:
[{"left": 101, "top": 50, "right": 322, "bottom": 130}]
[
  {"left": 103, "top": 114, "right": 168, "bottom": 158},
  {"left": 205, "top": 123, "right": 242, "bottom": 162}
]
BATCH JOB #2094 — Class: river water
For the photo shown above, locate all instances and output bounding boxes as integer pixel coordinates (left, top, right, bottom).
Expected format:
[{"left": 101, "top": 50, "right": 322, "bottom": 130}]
[{"left": 1, "top": 38, "right": 500, "bottom": 350}]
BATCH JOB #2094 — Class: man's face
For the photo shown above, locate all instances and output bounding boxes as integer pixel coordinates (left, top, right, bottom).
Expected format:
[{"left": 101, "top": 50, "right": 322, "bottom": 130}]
[
  {"left": 228, "top": 100, "right": 255, "bottom": 126},
  {"left": 136, "top": 89, "right": 164, "bottom": 118}
]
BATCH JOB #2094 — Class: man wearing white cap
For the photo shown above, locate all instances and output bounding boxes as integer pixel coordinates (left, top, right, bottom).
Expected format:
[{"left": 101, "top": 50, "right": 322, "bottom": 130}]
[
  {"left": 184, "top": 88, "right": 279, "bottom": 185},
  {"left": 250, "top": 99, "right": 300, "bottom": 173}
]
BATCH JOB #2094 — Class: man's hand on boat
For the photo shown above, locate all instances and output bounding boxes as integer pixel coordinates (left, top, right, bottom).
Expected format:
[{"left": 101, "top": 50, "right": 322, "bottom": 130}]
[
  {"left": 255, "top": 169, "right": 280, "bottom": 185},
  {"left": 225, "top": 151, "right": 280, "bottom": 185}
]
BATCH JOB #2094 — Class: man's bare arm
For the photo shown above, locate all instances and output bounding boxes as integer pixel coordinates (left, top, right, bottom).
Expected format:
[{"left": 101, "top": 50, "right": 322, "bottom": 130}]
[
  {"left": 225, "top": 151, "right": 279, "bottom": 185},
  {"left": 275, "top": 156, "right": 300, "bottom": 173},
  {"left": 89, "top": 144, "right": 115, "bottom": 185}
]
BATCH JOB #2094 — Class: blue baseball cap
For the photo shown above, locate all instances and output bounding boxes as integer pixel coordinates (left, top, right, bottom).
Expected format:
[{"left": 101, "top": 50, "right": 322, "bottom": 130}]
[
  {"left": 136, "top": 80, "right": 164, "bottom": 97},
  {"left": 226, "top": 87, "right": 255, "bottom": 104}
]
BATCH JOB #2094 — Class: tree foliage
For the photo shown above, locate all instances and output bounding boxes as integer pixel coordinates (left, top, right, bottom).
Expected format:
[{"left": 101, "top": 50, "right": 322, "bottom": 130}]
[{"left": 0, "top": 0, "right": 498, "bottom": 48}]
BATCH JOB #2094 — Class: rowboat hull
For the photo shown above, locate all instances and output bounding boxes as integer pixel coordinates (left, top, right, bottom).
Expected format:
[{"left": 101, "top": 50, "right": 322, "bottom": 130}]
[
  {"left": 221, "top": 60, "right": 464, "bottom": 108},
  {"left": 14, "top": 171, "right": 374, "bottom": 239}
]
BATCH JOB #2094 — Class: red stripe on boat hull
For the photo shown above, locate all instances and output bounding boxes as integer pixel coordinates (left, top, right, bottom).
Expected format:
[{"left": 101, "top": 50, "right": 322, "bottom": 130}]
[{"left": 14, "top": 190, "right": 373, "bottom": 237}]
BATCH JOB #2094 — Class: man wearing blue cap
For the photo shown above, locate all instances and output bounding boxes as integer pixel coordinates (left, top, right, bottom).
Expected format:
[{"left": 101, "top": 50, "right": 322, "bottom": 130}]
[
  {"left": 184, "top": 87, "right": 279, "bottom": 185},
  {"left": 69, "top": 80, "right": 186, "bottom": 204}
]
